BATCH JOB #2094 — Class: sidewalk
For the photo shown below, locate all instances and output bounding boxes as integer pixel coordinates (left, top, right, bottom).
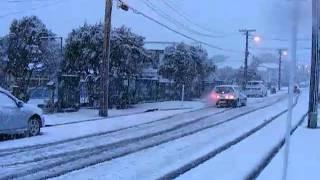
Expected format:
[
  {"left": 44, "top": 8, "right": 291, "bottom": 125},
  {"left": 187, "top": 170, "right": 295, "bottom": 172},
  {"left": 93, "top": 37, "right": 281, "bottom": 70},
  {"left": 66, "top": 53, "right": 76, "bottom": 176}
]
[
  {"left": 258, "top": 115, "right": 320, "bottom": 180},
  {"left": 44, "top": 101, "right": 205, "bottom": 126}
]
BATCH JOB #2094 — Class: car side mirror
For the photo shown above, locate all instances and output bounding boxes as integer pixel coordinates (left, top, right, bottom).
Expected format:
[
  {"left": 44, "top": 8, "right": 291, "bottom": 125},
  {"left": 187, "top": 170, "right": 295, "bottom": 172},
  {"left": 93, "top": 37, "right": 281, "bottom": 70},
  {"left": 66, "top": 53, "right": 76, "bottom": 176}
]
[{"left": 17, "top": 101, "right": 24, "bottom": 108}]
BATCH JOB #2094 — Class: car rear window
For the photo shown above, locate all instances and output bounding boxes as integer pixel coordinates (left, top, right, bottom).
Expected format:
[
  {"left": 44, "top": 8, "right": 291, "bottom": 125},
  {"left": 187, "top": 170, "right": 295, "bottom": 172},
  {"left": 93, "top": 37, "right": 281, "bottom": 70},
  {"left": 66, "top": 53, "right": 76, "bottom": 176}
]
[{"left": 215, "top": 87, "right": 234, "bottom": 94}]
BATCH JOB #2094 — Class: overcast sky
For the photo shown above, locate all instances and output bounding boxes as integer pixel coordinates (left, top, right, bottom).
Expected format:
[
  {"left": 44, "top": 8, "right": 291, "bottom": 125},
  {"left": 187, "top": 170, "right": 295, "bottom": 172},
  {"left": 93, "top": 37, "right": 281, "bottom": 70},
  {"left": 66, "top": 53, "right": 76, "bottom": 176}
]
[{"left": 0, "top": 0, "right": 312, "bottom": 67}]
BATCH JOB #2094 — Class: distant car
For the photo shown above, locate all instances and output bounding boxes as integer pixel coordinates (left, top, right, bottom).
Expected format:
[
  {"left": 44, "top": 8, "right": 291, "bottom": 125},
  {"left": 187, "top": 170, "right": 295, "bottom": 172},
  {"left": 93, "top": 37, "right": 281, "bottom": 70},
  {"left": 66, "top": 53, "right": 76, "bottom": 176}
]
[
  {"left": 294, "top": 85, "right": 301, "bottom": 94},
  {"left": 27, "top": 87, "right": 56, "bottom": 109},
  {"left": 270, "top": 86, "right": 277, "bottom": 94},
  {"left": 245, "top": 81, "right": 268, "bottom": 97},
  {"left": 0, "top": 87, "right": 45, "bottom": 136},
  {"left": 210, "top": 85, "right": 247, "bottom": 108}
]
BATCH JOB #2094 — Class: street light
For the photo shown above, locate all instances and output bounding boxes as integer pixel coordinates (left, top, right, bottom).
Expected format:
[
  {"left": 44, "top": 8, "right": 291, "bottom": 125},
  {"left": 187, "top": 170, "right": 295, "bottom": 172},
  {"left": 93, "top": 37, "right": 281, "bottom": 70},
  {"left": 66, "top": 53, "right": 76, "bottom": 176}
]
[
  {"left": 282, "top": 50, "right": 288, "bottom": 56},
  {"left": 253, "top": 36, "right": 261, "bottom": 43}
]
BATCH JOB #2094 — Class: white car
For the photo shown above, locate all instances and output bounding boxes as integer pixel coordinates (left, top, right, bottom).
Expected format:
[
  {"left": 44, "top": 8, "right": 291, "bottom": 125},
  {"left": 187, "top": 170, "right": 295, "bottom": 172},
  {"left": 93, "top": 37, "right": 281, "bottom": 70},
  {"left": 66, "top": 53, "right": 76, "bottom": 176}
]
[
  {"left": 245, "top": 81, "right": 268, "bottom": 97},
  {"left": 210, "top": 85, "right": 247, "bottom": 108},
  {"left": 0, "top": 88, "right": 45, "bottom": 136}
]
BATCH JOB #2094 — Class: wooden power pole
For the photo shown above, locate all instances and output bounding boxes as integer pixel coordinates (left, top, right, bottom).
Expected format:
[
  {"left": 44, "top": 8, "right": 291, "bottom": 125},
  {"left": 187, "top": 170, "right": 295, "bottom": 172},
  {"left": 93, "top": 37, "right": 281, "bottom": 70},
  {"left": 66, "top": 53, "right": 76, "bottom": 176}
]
[
  {"left": 277, "top": 49, "right": 287, "bottom": 91},
  {"left": 239, "top": 29, "right": 256, "bottom": 89},
  {"left": 99, "top": 0, "right": 112, "bottom": 117}
]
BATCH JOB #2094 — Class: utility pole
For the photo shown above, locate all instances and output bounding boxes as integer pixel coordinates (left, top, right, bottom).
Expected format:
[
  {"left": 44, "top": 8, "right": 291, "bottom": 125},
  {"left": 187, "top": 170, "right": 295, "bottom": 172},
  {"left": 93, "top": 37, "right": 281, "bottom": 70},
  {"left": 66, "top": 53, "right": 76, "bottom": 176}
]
[
  {"left": 282, "top": 0, "right": 299, "bottom": 179},
  {"left": 99, "top": 0, "right": 112, "bottom": 117},
  {"left": 239, "top": 29, "right": 256, "bottom": 89},
  {"left": 308, "top": 0, "right": 319, "bottom": 128},
  {"left": 277, "top": 49, "right": 287, "bottom": 91}
]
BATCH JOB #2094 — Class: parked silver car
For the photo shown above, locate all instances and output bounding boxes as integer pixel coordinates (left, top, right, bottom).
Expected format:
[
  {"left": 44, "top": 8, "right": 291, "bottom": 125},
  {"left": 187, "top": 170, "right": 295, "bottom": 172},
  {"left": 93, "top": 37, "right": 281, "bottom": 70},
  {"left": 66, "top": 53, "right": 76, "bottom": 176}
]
[{"left": 0, "top": 88, "right": 45, "bottom": 136}]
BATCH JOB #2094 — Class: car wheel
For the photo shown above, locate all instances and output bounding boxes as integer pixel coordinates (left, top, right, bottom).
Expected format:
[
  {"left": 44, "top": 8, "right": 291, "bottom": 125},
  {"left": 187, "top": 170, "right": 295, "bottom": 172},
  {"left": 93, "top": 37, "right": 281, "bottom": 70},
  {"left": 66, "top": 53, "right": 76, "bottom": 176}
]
[
  {"left": 27, "top": 117, "right": 41, "bottom": 137},
  {"left": 233, "top": 99, "right": 240, "bottom": 108},
  {"left": 241, "top": 99, "right": 246, "bottom": 106}
]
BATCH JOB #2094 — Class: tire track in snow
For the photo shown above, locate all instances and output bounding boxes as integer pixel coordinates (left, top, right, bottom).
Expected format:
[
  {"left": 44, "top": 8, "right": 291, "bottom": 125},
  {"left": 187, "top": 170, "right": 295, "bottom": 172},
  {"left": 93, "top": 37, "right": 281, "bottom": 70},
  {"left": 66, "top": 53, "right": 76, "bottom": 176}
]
[
  {"left": 0, "top": 96, "right": 286, "bottom": 180},
  {"left": 157, "top": 96, "right": 299, "bottom": 180}
]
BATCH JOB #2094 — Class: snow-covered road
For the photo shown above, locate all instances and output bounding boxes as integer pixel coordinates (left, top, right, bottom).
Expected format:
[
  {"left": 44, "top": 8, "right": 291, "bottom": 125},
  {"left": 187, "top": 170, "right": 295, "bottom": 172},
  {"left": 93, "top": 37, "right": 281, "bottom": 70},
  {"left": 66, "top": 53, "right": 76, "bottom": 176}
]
[
  {"left": 51, "top": 92, "right": 297, "bottom": 180},
  {"left": 178, "top": 92, "right": 307, "bottom": 180},
  {"left": 0, "top": 93, "right": 286, "bottom": 180}
]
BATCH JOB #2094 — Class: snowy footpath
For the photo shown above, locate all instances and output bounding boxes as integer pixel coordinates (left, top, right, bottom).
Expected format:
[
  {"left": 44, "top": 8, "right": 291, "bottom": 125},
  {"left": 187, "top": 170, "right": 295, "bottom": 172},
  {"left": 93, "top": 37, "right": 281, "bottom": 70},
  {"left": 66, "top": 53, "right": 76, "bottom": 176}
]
[{"left": 258, "top": 113, "right": 320, "bottom": 180}]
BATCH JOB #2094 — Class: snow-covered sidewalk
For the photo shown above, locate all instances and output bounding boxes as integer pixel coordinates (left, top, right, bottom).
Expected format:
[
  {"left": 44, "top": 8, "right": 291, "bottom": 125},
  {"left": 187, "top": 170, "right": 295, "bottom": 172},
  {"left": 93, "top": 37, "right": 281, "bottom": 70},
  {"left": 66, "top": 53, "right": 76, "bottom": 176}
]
[
  {"left": 45, "top": 101, "right": 204, "bottom": 126},
  {"left": 258, "top": 114, "right": 320, "bottom": 180}
]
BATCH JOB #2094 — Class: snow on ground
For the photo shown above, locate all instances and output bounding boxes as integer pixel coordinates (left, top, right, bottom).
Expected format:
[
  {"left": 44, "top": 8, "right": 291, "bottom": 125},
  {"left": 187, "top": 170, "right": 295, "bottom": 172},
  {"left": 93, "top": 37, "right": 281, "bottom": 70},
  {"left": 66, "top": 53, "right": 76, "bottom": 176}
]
[
  {"left": 178, "top": 91, "right": 308, "bottom": 180},
  {"left": 53, "top": 92, "right": 291, "bottom": 180},
  {"left": 44, "top": 101, "right": 205, "bottom": 126},
  {"left": 258, "top": 115, "right": 320, "bottom": 180},
  {"left": 0, "top": 109, "right": 185, "bottom": 150},
  {"left": 0, "top": 94, "right": 284, "bottom": 150},
  {"left": 45, "top": 91, "right": 287, "bottom": 126}
]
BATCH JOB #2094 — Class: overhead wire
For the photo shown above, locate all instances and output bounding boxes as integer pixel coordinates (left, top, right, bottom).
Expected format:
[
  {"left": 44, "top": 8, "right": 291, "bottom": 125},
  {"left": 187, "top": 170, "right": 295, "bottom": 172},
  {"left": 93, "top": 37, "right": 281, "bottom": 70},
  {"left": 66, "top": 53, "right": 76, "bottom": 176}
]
[
  {"left": 161, "top": 0, "right": 237, "bottom": 37},
  {"left": 140, "top": 0, "right": 234, "bottom": 39},
  {"left": 0, "top": 0, "right": 71, "bottom": 19},
  {"left": 118, "top": 0, "right": 241, "bottom": 53}
]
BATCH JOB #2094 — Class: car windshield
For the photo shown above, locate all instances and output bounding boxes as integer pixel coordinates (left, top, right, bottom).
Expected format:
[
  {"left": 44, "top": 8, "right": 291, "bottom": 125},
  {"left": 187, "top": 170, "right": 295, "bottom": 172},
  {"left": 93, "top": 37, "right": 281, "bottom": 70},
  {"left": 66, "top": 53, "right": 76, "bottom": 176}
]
[
  {"left": 215, "top": 87, "right": 234, "bottom": 94},
  {"left": 0, "top": 1, "right": 315, "bottom": 179}
]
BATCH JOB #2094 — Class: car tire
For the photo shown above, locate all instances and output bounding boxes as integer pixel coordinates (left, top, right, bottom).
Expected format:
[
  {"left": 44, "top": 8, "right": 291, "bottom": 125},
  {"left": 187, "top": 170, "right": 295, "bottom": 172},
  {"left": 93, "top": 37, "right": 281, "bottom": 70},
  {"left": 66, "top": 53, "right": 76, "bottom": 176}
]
[
  {"left": 27, "top": 117, "right": 41, "bottom": 137},
  {"left": 241, "top": 99, "right": 247, "bottom": 106},
  {"left": 233, "top": 99, "right": 240, "bottom": 108}
]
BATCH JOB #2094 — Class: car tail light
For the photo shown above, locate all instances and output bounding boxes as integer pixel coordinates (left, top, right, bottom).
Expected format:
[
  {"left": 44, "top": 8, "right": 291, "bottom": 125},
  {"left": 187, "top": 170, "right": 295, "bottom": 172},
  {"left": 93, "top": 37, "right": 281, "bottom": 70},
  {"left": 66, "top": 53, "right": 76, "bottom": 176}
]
[{"left": 210, "top": 92, "right": 220, "bottom": 100}]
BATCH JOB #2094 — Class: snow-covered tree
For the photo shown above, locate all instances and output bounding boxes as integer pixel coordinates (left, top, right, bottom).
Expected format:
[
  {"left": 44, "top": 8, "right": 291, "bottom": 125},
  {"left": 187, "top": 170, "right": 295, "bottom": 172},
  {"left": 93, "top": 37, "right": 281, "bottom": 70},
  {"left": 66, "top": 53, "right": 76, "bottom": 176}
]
[
  {"left": 216, "top": 66, "right": 238, "bottom": 84},
  {"left": 63, "top": 23, "right": 103, "bottom": 75},
  {"left": 160, "top": 43, "right": 213, "bottom": 98},
  {"left": 6, "top": 16, "right": 54, "bottom": 99},
  {"left": 41, "top": 40, "right": 63, "bottom": 79},
  {"left": 64, "top": 24, "right": 148, "bottom": 107},
  {"left": 0, "top": 36, "right": 9, "bottom": 87},
  {"left": 0, "top": 36, "right": 8, "bottom": 62},
  {"left": 64, "top": 24, "right": 147, "bottom": 78}
]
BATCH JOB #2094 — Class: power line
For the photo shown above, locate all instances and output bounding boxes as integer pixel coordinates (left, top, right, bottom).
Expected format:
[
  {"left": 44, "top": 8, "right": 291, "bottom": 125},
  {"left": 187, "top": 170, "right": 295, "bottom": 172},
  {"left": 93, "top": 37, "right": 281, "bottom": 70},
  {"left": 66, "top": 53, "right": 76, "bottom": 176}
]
[
  {"left": 161, "top": 0, "right": 236, "bottom": 37},
  {"left": 119, "top": 1, "right": 241, "bottom": 53},
  {"left": 6, "top": 0, "right": 56, "bottom": 3},
  {"left": 140, "top": 0, "right": 232, "bottom": 39},
  {"left": 260, "top": 37, "right": 311, "bottom": 42},
  {"left": 0, "top": 0, "right": 71, "bottom": 19},
  {"left": 251, "top": 47, "right": 311, "bottom": 51}
]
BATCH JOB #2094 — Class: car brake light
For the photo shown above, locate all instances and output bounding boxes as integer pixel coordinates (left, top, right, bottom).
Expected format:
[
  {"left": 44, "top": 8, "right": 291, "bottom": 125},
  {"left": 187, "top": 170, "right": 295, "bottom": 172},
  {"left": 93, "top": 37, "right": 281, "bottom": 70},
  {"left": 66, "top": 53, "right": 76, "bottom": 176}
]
[{"left": 210, "top": 92, "right": 220, "bottom": 100}]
